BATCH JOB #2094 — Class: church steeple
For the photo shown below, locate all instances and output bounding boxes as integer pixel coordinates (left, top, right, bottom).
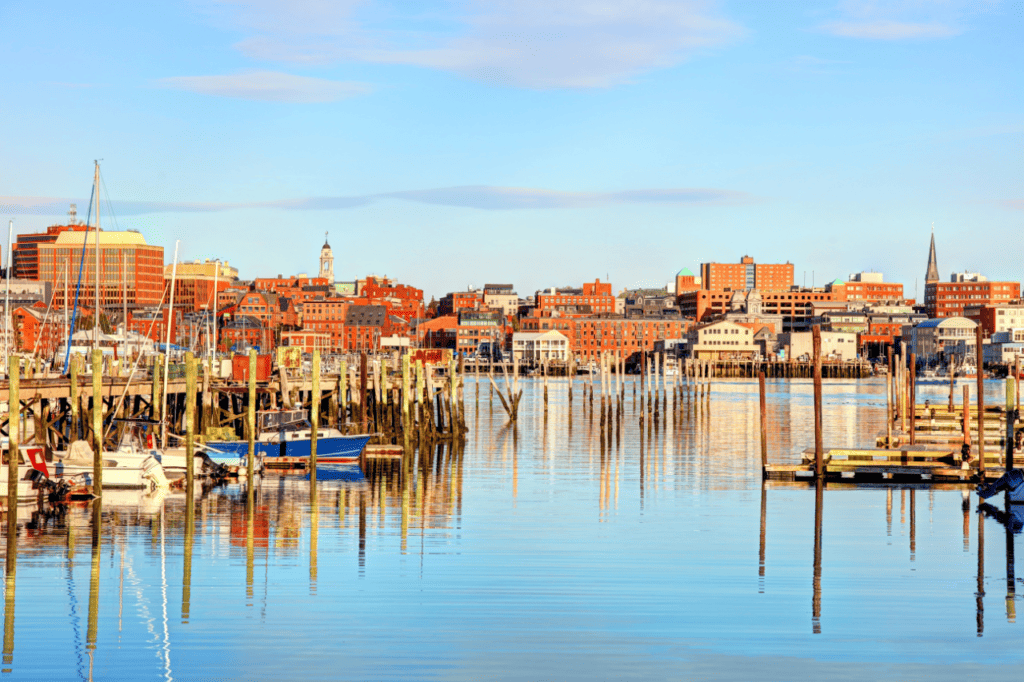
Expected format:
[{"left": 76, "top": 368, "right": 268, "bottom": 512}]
[{"left": 925, "top": 224, "right": 939, "bottom": 283}]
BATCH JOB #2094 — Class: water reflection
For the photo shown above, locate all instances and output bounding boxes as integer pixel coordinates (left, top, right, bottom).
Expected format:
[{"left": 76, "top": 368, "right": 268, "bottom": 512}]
[{"left": 1, "top": 377, "right": 1023, "bottom": 677}]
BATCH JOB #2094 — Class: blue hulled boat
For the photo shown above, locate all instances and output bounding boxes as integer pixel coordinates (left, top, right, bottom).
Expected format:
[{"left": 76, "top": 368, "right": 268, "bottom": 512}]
[{"left": 204, "top": 409, "right": 371, "bottom": 466}]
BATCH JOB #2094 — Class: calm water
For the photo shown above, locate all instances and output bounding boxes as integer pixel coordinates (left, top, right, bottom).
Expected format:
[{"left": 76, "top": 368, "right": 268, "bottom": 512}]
[{"left": 2, "top": 376, "right": 1023, "bottom": 681}]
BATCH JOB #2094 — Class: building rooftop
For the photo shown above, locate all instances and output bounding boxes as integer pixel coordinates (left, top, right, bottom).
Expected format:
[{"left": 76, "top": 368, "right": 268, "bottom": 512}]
[{"left": 53, "top": 229, "right": 150, "bottom": 246}]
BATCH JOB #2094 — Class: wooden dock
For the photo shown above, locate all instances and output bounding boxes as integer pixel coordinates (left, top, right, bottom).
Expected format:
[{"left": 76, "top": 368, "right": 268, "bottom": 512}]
[{"left": 765, "top": 446, "right": 1009, "bottom": 483}]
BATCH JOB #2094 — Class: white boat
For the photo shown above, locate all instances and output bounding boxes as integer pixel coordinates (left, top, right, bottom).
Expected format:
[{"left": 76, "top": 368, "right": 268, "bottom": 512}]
[
  {"left": 0, "top": 445, "right": 46, "bottom": 503},
  {"left": 42, "top": 440, "right": 168, "bottom": 491}
]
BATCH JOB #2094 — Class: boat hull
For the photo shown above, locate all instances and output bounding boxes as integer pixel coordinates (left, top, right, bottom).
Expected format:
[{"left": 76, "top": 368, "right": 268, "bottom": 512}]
[{"left": 281, "top": 434, "right": 372, "bottom": 463}]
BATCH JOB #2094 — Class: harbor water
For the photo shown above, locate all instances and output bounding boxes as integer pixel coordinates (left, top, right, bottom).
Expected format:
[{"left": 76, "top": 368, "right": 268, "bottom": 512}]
[{"left": 2, "top": 376, "right": 1022, "bottom": 680}]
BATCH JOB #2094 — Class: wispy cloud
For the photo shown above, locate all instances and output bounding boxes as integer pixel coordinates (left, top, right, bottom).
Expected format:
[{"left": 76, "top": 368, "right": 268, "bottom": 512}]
[
  {"left": 1005, "top": 200, "right": 1024, "bottom": 211},
  {"left": 819, "top": 20, "right": 959, "bottom": 39},
  {"left": 0, "top": 185, "right": 753, "bottom": 216},
  {"left": 817, "top": 0, "right": 996, "bottom": 40},
  {"left": 156, "top": 70, "right": 371, "bottom": 102},
  {"left": 208, "top": 0, "right": 744, "bottom": 89}
]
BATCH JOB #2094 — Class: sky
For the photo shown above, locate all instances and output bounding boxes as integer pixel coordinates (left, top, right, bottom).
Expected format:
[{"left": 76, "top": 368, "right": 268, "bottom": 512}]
[{"left": 1, "top": 0, "right": 1021, "bottom": 301}]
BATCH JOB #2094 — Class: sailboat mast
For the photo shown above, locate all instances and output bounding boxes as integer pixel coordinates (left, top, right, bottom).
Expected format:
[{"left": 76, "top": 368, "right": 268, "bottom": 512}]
[
  {"left": 93, "top": 160, "right": 101, "bottom": 353},
  {"left": 160, "top": 240, "right": 180, "bottom": 448},
  {"left": 64, "top": 258, "right": 69, "bottom": 360},
  {"left": 122, "top": 252, "right": 127, "bottom": 362},
  {"left": 4, "top": 219, "right": 12, "bottom": 373},
  {"left": 211, "top": 260, "right": 219, "bottom": 361}
]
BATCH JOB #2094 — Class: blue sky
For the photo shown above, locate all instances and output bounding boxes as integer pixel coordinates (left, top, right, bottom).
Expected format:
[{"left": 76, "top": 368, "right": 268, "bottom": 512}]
[{"left": 1, "top": 0, "right": 1021, "bottom": 301}]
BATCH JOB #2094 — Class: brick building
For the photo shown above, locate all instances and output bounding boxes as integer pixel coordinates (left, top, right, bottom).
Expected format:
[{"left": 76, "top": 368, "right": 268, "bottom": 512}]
[
  {"left": 13, "top": 214, "right": 90, "bottom": 279},
  {"left": 700, "top": 256, "right": 793, "bottom": 292},
  {"left": 679, "top": 287, "right": 848, "bottom": 331},
  {"left": 39, "top": 229, "right": 165, "bottom": 309},
  {"left": 535, "top": 279, "right": 615, "bottom": 317},
  {"left": 925, "top": 273, "right": 1020, "bottom": 319},
  {"left": 520, "top": 315, "right": 690, "bottom": 360},
  {"left": 964, "top": 303, "right": 1024, "bottom": 337},
  {"left": 165, "top": 259, "right": 238, "bottom": 313},
  {"left": 420, "top": 310, "right": 505, "bottom": 354},
  {"left": 437, "top": 290, "right": 484, "bottom": 317},
  {"left": 126, "top": 306, "right": 183, "bottom": 345},
  {"left": 828, "top": 272, "right": 904, "bottom": 303},
  {"left": 11, "top": 303, "right": 58, "bottom": 355}
]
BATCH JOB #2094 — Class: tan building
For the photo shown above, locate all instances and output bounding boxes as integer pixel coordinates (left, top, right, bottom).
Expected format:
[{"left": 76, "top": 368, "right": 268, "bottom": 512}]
[
  {"left": 39, "top": 230, "right": 164, "bottom": 309},
  {"left": 686, "top": 320, "right": 759, "bottom": 360},
  {"left": 778, "top": 331, "right": 858, "bottom": 361},
  {"left": 164, "top": 259, "right": 239, "bottom": 312}
]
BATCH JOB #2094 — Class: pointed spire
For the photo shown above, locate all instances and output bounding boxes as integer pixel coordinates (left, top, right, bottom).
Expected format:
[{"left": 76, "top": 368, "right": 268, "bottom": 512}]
[
  {"left": 323, "top": 231, "right": 330, "bottom": 249},
  {"left": 925, "top": 226, "right": 939, "bottom": 283}
]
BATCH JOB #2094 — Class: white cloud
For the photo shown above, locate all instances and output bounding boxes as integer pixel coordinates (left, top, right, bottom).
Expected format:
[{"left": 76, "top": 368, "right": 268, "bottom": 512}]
[
  {"left": 817, "top": 0, "right": 996, "bottom": 40},
  {"left": 819, "top": 20, "right": 960, "bottom": 39},
  {"left": 210, "top": 0, "right": 744, "bottom": 89},
  {"left": 157, "top": 70, "right": 370, "bottom": 102},
  {"left": 0, "top": 185, "right": 753, "bottom": 216}
]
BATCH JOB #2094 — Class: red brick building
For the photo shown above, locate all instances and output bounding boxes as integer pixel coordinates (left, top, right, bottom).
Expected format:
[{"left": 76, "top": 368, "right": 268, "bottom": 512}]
[
  {"left": 535, "top": 279, "right": 615, "bottom": 317},
  {"left": 678, "top": 287, "right": 849, "bottom": 330},
  {"left": 11, "top": 303, "right": 58, "bottom": 354},
  {"left": 126, "top": 306, "right": 183, "bottom": 345},
  {"left": 520, "top": 315, "right": 690, "bottom": 360},
  {"left": 13, "top": 219, "right": 90, "bottom": 280},
  {"left": 39, "top": 230, "right": 165, "bottom": 309},
  {"left": 356, "top": 277, "right": 424, "bottom": 321},
  {"left": 437, "top": 291, "right": 484, "bottom": 317},
  {"left": 700, "top": 256, "right": 793, "bottom": 292},
  {"left": 925, "top": 275, "right": 1020, "bottom": 318},
  {"left": 827, "top": 274, "right": 903, "bottom": 303}
]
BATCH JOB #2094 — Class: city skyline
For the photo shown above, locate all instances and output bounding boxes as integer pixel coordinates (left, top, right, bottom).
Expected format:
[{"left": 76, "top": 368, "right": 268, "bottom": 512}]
[{"left": 2, "top": 1, "right": 1020, "bottom": 299}]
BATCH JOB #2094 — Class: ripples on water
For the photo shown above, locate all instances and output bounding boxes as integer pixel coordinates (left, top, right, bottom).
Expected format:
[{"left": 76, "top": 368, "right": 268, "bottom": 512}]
[{"left": 2, "top": 377, "right": 1023, "bottom": 680}]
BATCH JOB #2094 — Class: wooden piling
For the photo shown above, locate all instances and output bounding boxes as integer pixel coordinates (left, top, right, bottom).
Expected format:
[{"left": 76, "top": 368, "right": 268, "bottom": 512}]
[
  {"left": 909, "top": 353, "right": 916, "bottom": 446},
  {"left": 6, "top": 356, "right": 19, "bottom": 528},
  {"left": 976, "top": 325, "right": 985, "bottom": 479},
  {"left": 1006, "top": 377, "right": 1014, "bottom": 470},
  {"left": 185, "top": 352, "right": 196, "bottom": 494},
  {"left": 758, "top": 371, "right": 768, "bottom": 476},
  {"left": 311, "top": 350, "right": 320, "bottom": 490},
  {"left": 70, "top": 354, "right": 80, "bottom": 441},
  {"left": 92, "top": 348, "right": 103, "bottom": 496},
  {"left": 963, "top": 384, "right": 971, "bottom": 451},
  {"left": 812, "top": 325, "right": 824, "bottom": 478},
  {"left": 247, "top": 349, "right": 256, "bottom": 486},
  {"left": 885, "top": 364, "right": 893, "bottom": 448},
  {"left": 359, "top": 352, "right": 368, "bottom": 429}
]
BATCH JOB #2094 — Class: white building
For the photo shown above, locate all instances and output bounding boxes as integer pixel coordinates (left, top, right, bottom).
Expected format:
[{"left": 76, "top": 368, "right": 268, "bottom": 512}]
[
  {"left": 903, "top": 317, "right": 977, "bottom": 362},
  {"left": 511, "top": 331, "right": 569, "bottom": 363},
  {"left": 778, "top": 330, "right": 858, "bottom": 361},
  {"left": 686, "top": 320, "right": 759, "bottom": 360}
]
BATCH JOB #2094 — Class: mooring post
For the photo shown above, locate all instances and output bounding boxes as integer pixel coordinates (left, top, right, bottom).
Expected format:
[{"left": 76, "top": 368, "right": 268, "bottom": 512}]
[
  {"left": 401, "top": 354, "right": 410, "bottom": 425},
  {"left": 812, "top": 325, "right": 824, "bottom": 478},
  {"left": 1006, "top": 377, "right": 1015, "bottom": 471},
  {"left": 359, "top": 352, "right": 368, "bottom": 430},
  {"left": 247, "top": 349, "right": 256, "bottom": 486},
  {"left": 338, "top": 360, "right": 348, "bottom": 432},
  {"left": 909, "top": 352, "right": 916, "bottom": 446},
  {"left": 7, "top": 355, "right": 19, "bottom": 533},
  {"left": 885, "top": 363, "right": 893, "bottom": 448},
  {"left": 185, "top": 351, "right": 196, "bottom": 495},
  {"left": 92, "top": 348, "right": 103, "bottom": 496},
  {"left": 311, "top": 349, "right": 320, "bottom": 491},
  {"left": 758, "top": 370, "right": 768, "bottom": 477},
  {"left": 976, "top": 325, "right": 986, "bottom": 479}
]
